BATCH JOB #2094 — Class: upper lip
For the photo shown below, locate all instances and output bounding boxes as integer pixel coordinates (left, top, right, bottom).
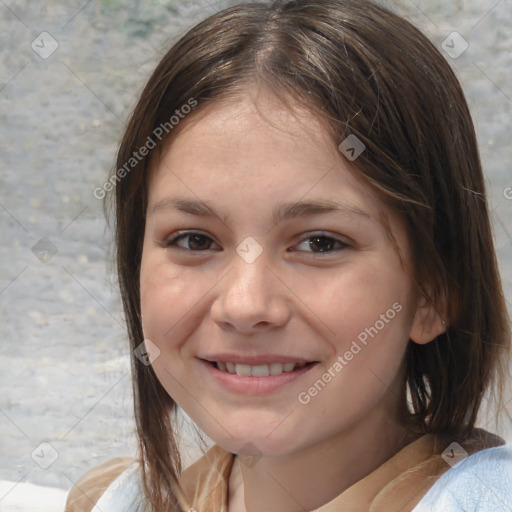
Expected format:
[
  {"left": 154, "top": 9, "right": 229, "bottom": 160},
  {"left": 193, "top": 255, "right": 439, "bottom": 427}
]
[{"left": 200, "top": 354, "right": 316, "bottom": 365}]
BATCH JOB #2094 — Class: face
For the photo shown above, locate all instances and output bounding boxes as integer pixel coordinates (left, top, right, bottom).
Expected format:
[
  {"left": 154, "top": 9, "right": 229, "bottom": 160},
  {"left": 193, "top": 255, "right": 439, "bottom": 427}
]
[{"left": 140, "top": 89, "right": 427, "bottom": 457}]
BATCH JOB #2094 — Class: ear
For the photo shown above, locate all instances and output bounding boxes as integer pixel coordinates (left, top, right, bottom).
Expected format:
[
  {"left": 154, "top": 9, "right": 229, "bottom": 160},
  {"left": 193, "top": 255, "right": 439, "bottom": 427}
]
[{"left": 409, "top": 289, "right": 448, "bottom": 345}]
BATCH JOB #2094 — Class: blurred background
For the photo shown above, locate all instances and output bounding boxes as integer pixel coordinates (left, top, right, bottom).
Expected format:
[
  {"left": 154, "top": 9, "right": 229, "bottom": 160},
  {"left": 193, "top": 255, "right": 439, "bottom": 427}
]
[{"left": 1, "top": 0, "right": 511, "bottom": 509}]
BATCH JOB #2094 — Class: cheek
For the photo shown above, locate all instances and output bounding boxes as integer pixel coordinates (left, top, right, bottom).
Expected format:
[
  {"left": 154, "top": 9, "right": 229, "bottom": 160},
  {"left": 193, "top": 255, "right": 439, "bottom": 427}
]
[
  {"left": 297, "top": 264, "right": 415, "bottom": 416},
  {"left": 295, "top": 259, "right": 414, "bottom": 348},
  {"left": 139, "top": 251, "right": 221, "bottom": 369},
  {"left": 140, "top": 252, "right": 193, "bottom": 346},
  {"left": 139, "top": 261, "right": 202, "bottom": 399},
  {"left": 315, "top": 272, "right": 413, "bottom": 409}
]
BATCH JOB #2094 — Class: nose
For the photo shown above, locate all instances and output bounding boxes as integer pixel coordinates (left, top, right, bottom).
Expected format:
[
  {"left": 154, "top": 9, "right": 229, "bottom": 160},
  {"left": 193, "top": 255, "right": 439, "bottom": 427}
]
[{"left": 210, "top": 254, "right": 292, "bottom": 334}]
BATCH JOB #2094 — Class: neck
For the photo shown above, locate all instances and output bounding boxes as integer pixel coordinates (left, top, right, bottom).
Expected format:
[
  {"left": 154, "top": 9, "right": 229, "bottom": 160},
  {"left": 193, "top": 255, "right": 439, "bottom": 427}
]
[{"left": 228, "top": 408, "right": 415, "bottom": 512}]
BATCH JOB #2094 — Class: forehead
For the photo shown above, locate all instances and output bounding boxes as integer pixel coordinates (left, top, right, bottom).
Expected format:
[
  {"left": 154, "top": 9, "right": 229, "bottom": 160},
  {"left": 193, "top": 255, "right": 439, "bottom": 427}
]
[
  {"left": 157, "top": 90, "right": 334, "bottom": 164},
  {"left": 147, "top": 90, "right": 378, "bottom": 215}
]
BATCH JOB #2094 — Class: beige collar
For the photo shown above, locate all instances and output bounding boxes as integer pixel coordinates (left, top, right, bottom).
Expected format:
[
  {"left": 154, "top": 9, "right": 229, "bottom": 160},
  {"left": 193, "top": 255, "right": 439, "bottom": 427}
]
[{"left": 177, "top": 429, "right": 504, "bottom": 512}]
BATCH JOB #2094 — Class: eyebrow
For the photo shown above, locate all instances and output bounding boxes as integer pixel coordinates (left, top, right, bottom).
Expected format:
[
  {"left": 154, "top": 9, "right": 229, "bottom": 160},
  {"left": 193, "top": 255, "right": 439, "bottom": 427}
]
[{"left": 149, "top": 197, "right": 371, "bottom": 224}]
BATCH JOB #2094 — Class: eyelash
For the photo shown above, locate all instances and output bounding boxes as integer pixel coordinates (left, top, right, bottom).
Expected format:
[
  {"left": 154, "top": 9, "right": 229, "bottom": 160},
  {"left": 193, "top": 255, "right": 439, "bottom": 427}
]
[{"left": 162, "top": 230, "right": 350, "bottom": 255}]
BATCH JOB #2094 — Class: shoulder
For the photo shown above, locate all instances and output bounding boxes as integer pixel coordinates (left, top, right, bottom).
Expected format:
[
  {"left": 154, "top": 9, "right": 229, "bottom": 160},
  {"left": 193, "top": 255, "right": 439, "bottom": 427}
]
[
  {"left": 65, "top": 457, "right": 138, "bottom": 512},
  {"left": 413, "top": 443, "right": 512, "bottom": 512}
]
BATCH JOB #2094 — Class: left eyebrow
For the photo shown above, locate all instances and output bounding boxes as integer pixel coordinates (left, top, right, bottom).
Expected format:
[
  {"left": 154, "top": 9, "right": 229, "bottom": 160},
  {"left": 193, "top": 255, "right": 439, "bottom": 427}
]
[
  {"left": 272, "top": 200, "right": 371, "bottom": 223},
  {"left": 148, "top": 197, "right": 371, "bottom": 223}
]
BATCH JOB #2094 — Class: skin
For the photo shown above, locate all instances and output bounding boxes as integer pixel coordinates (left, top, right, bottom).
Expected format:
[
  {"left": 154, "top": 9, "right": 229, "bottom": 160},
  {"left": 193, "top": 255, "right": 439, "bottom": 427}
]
[{"left": 139, "top": 86, "right": 446, "bottom": 512}]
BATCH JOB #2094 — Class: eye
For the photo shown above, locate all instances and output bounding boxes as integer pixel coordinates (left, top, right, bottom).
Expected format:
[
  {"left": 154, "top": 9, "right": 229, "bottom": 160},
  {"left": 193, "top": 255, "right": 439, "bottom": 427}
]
[
  {"left": 161, "top": 231, "right": 348, "bottom": 254},
  {"left": 164, "top": 231, "right": 220, "bottom": 251},
  {"left": 294, "top": 233, "right": 349, "bottom": 254}
]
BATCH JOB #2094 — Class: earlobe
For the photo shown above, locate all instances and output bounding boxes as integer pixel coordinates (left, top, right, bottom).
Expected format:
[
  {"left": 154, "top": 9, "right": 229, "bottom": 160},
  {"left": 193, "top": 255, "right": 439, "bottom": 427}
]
[{"left": 409, "top": 293, "right": 448, "bottom": 345}]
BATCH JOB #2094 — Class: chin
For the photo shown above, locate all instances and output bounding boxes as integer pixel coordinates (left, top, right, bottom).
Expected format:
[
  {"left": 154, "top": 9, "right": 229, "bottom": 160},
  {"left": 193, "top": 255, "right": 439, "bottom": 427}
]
[{"left": 207, "top": 421, "right": 309, "bottom": 458}]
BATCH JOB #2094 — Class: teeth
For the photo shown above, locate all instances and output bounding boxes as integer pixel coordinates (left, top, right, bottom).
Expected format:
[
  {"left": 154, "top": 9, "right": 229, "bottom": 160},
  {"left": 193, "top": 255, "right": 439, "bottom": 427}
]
[
  {"left": 235, "top": 364, "right": 252, "bottom": 377},
  {"left": 269, "top": 362, "right": 284, "bottom": 375},
  {"left": 214, "top": 361, "right": 309, "bottom": 377},
  {"left": 251, "top": 364, "right": 269, "bottom": 377}
]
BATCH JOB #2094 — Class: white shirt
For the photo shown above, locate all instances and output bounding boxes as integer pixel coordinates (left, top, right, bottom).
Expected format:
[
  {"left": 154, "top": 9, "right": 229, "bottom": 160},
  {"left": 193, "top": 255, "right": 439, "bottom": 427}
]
[{"left": 413, "top": 443, "right": 512, "bottom": 511}]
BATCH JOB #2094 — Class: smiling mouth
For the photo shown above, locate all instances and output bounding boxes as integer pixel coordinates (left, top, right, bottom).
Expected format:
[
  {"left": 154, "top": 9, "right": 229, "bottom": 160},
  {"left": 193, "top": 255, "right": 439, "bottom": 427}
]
[{"left": 204, "top": 360, "right": 317, "bottom": 377}]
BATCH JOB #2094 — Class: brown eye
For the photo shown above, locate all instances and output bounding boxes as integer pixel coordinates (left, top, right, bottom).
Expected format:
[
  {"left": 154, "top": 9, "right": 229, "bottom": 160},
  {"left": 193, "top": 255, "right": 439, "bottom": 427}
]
[
  {"left": 166, "top": 232, "right": 218, "bottom": 251},
  {"left": 309, "top": 236, "right": 336, "bottom": 252},
  {"left": 295, "top": 233, "right": 349, "bottom": 254}
]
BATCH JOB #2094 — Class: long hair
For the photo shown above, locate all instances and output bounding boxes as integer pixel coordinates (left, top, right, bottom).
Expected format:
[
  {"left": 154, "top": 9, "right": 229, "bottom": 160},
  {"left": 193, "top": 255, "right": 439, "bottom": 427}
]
[{"left": 106, "top": 1, "right": 511, "bottom": 509}]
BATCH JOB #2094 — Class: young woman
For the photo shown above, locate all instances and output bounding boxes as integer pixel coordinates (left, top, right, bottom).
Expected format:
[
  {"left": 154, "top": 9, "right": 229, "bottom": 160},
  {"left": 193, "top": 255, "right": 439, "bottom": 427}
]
[{"left": 67, "top": 1, "right": 512, "bottom": 510}]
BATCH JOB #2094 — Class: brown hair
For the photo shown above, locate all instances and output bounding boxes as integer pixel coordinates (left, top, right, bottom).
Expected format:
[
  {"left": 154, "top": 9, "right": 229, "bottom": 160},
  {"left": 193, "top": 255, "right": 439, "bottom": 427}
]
[{"left": 106, "top": 0, "right": 511, "bottom": 509}]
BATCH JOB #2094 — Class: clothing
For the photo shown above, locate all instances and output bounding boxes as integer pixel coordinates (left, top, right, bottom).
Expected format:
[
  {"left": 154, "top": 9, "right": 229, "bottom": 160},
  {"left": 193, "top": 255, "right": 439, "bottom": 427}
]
[
  {"left": 66, "top": 429, "right": 511, "bottom": 512},
  {"left": 413, "top": 443, "right": 512, "bottom": 512}
]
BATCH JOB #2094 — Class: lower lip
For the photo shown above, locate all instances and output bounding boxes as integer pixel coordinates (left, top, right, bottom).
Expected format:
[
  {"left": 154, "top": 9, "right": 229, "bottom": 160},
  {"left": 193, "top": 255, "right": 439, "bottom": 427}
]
[{"left": 200, "top": 360, "right": 318, "bottom": 395}]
